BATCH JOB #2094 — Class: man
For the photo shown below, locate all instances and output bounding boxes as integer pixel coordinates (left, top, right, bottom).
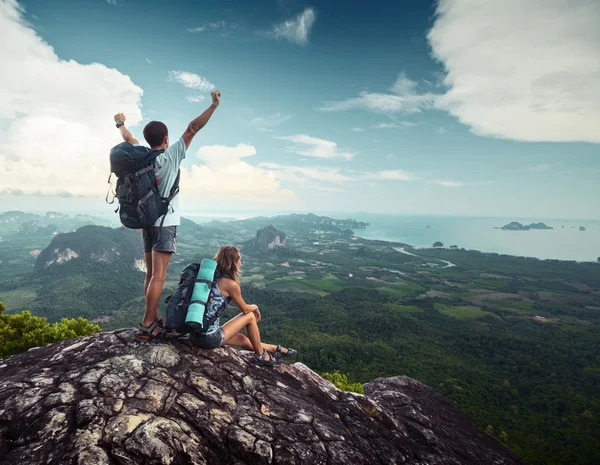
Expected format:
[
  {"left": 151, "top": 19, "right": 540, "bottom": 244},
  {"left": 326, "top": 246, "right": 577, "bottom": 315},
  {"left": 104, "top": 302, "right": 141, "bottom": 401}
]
[{"left": 114, "top": 90, "right": 221, "bottom": 339}]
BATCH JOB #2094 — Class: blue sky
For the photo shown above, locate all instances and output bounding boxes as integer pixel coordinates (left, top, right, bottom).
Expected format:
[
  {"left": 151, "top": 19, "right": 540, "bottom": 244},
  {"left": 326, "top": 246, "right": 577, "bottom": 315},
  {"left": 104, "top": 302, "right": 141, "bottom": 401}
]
[{"left": 0, "top": 0, "right": 599, "bottom": 219}]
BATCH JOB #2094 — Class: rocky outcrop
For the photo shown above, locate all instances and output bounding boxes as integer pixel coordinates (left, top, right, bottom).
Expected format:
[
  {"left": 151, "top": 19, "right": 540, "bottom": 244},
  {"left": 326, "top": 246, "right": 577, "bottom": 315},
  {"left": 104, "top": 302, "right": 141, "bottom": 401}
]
[
  {"left": 34, "top": 226, "right": 142, "bottom": 272},
  {"left": 0, "top": 330, "right": 525, "bottom": 465},
  {"left": 245, "top": 225, "right": 286, "bottom": 253},
  {"left": 496, "top": 222, "right": 553, "bottom": 231}
]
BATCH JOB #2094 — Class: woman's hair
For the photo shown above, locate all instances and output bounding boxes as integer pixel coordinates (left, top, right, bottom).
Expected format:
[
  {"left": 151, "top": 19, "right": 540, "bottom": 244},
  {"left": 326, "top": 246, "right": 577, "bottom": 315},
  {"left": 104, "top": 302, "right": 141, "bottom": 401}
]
[{"left": 214, "top": 246, "right": 241, "bottom": 282}]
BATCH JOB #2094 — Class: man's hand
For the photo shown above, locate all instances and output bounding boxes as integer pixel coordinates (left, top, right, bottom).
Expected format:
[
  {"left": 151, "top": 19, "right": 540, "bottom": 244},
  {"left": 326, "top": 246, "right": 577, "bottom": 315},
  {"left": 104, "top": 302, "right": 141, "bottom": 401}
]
[
  {"left": 211, "top": 90, "right": 221, "bottom": 108},
  {"left": 114, "top": 113, "right": 126, "bottom": 123}
]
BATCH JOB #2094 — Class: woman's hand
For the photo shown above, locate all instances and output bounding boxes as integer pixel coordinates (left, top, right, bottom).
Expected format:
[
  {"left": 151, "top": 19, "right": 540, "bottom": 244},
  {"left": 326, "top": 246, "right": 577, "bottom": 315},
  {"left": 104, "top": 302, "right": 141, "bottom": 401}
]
[{"left": 253, "top": 308, "right": 262, "bottom": 322}]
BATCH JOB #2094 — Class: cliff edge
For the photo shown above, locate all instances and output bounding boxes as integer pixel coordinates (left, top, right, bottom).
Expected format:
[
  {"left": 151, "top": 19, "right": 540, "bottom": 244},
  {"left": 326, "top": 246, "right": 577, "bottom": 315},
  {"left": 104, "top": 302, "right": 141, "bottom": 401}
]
[{"left": 0, "top": 329, "right": 525, "bottom": 465}]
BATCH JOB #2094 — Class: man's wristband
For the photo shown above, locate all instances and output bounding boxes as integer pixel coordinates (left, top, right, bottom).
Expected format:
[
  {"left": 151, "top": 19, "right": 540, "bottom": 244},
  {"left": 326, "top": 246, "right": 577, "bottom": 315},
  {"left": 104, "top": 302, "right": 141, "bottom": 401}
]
[{"left": 116, "top": 121, "right": 125, "bottom": 128}]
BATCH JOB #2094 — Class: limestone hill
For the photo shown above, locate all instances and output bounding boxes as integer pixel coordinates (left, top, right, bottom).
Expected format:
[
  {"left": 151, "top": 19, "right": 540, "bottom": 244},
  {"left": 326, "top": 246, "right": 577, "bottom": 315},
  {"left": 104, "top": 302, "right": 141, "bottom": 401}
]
[{"left": 0, "top": 330, "right": 525, "bottom": 465}]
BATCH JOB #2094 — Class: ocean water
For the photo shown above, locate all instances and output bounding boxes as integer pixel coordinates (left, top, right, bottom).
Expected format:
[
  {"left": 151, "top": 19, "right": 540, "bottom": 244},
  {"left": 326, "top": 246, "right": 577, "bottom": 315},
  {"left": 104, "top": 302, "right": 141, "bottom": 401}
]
[{"left": 351, "top": 214, "right": 600, "bottom": 262}]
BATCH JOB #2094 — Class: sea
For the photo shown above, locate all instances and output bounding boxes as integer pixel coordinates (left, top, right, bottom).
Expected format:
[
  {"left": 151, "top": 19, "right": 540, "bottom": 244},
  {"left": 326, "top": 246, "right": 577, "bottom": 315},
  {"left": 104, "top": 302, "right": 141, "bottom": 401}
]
[
  {"left": 349, "top": 214, "right": 600, "bottom": 263},
  {"left": 182, "top": 211, "right": 600, "bottom": 262}
]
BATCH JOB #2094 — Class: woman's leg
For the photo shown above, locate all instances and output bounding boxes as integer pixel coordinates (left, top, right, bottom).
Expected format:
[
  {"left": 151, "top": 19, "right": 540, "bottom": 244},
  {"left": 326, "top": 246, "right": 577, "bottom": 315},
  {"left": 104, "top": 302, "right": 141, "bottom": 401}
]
[
  {"left": 224, "top": 332, "right": 281, "bottom": 353},
  {"left": 222, "top": 312, "right": 292, "bottom": 355},
  {"left": 222, "top": 312, "right": 267, "bottom": 356}
]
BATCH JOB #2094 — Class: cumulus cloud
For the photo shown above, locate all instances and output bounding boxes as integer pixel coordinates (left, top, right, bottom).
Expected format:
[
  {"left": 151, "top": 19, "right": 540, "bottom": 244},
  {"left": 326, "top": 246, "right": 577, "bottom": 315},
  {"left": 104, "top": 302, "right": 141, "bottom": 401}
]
[
  {"left": 266, "top": 8, "right": 316, "bottom": 46},
  {"left": 0, "top": 0, "right": 143, "bottom": 197},
  {"left": 167, "top": 71, "right": 215, "bottom": 91},
  {"left": 179, "top": 144, "right": 294, "bottom": 204},
  {"left": 319, "top": 73, "right": 436, "bottom": 114},
  {"left": 428, "top": 0, "right": 600, "bottom": 143},
  {"left": 275, "top": 134, "right": 356, "bottom": 160}
]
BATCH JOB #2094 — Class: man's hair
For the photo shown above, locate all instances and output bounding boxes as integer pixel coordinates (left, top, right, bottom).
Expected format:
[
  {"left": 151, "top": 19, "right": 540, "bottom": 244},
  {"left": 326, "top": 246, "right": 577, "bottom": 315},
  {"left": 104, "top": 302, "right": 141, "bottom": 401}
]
[
  {"left": 143, "top": 121, "right": 168, "bottom": 148},
  {"left": 214, "top": 246, "right": 241, "bottom": 282}
]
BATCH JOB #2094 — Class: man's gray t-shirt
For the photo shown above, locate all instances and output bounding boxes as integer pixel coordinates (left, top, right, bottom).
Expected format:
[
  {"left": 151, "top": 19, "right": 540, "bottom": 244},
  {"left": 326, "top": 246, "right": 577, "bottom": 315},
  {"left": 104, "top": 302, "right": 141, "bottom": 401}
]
[{"left": 136, "top": 137, "right": 186, "bottom": 227}]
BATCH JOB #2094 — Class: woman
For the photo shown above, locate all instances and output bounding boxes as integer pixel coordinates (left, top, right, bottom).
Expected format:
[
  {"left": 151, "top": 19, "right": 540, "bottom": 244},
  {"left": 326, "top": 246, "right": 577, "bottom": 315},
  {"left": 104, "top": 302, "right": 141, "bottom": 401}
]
[{"left": 190, "top": 245, "right": 297, "bottom": 366}]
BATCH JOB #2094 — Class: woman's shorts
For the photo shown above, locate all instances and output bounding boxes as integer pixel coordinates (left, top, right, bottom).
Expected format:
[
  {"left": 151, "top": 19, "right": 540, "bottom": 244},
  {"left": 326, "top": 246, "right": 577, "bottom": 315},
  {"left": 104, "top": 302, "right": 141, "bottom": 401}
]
[{"left": 190, "top": 329, "right": 225, "bottom": 349}]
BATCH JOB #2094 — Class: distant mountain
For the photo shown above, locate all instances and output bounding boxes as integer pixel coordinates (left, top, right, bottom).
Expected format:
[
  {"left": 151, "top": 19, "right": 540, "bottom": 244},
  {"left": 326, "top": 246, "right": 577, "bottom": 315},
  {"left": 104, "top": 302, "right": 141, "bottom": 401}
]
[
  {"left": 234, "top": 213, "right": 369, "bottom": 234},
  {"left": 0, "top": 210, "right": 110, "bottom": 235},
  {"left": 35, "top": 225, "right": 143, "bottom": 273},
  {"left": 17, "top": 220, "right": 58, "bottom": 237},
  {"left": 496, "top": 221, "right": 553, "bottom": 231},
  {"left": 243, "top": 225, "right": 286, "bottom": 252}
]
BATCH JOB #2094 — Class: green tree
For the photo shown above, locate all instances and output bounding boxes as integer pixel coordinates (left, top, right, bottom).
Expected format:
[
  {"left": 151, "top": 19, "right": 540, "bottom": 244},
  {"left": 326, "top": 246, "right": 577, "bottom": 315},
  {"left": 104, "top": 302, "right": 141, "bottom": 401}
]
[
  {"left": 0, "top": 301, "right": 100, "bottom": 358},
  {"left": 322, "top": 370, "right": 365, "bottom": 394}
]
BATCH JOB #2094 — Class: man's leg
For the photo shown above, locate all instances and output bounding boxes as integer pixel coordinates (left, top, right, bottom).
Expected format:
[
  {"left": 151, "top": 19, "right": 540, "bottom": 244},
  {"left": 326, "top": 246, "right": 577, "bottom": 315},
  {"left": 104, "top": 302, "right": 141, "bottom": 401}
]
[
  {"left": 143, "top": 251, "right": 153, "bottom": 297},
  {"left": 143, "top": 250, "right": 172, "bottom": 327}
]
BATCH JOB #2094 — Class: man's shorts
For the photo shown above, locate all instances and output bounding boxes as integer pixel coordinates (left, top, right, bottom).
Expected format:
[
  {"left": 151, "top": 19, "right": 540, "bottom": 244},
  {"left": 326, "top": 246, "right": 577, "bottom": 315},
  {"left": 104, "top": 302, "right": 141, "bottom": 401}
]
[{"left": 142, "top": 226, "right": 177, "bottom": 253}]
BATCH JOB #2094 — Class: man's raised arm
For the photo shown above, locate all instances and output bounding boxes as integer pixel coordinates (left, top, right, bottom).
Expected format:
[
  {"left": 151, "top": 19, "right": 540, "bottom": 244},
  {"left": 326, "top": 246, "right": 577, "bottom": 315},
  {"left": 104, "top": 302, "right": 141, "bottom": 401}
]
[
  {"left": 114, "top": 113, "right": 140, "bottom": 145},
  {"left": 182, "top": 90, "right": 221, "bottom": 149}
]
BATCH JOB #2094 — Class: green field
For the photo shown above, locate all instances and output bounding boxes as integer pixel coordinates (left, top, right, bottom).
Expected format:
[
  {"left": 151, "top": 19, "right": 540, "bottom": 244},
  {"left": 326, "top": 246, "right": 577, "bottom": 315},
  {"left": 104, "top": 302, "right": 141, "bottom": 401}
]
[
  {"left": 383, "top": 303, "right": 423, "bottom": 313},
  {"left": 487, "top": 300, "right": 536, "bottom": 314},
  {"left": 435, "top": 303, "right": 496, "bottom": 320},
  {"left": 0, "top": 286, "right": 39, "bottom": 312}
]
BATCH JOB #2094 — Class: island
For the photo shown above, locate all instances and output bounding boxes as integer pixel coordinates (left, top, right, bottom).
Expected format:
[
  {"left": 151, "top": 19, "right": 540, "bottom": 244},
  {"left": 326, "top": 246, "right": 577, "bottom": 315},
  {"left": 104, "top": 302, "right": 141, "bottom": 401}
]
[
  {"left": 432, "top": 241, "right": 444, "bottom": 247},
  {"left": 579, "top": 226, "right": 586, "bottom": 231},
  {"left": 495, "top": 221, "right": 553, "bottom": 231}
]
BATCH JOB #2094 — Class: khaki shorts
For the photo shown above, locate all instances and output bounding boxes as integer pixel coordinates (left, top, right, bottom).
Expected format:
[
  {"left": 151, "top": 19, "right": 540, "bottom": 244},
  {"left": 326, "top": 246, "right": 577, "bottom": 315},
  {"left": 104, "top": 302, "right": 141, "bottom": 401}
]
[{"left": 142, "top": 226, "right": 177, "bottom": 253}]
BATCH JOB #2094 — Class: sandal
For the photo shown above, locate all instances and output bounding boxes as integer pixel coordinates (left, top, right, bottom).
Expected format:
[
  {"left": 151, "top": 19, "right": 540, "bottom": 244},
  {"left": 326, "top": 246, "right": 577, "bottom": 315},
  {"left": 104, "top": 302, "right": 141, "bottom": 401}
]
[
  {"left": 253, "top": 349, "right": 278, "bottom": 366},
  {"left": 274, "top": 345, "right": 298, "bottom": 359},
  {"left": 137, "top": 320, "right": 168, "bottom": 340}
]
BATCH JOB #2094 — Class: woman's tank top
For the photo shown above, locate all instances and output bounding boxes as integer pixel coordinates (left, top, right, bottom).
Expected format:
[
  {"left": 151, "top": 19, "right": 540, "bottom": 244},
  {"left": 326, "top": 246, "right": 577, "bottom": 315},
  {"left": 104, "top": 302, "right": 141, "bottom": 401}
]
[{"left": 203, "top": 273, "right": 232, "bottom": 334}]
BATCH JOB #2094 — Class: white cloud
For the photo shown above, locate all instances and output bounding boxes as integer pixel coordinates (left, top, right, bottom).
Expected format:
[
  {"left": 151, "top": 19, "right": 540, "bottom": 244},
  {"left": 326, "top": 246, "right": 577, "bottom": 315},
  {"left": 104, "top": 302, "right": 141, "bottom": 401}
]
[
  {"left": 267, "top": 8, "right": 316, "bottom": 46},
  {"left": 145, "top": 58, "right": 152, "bottom": 65},
  {"left": 529, "top": 164, "right": 549, "bottom": 172},
  {"left": 365, "top": 170, "right": 416, "bottom": 181},
  {"left": 275, "top": 134, "right": 356, "bottom": 160},
  {"left": 351, "top": 127, "right": 364, "bottom": 132},
  {"left": 437, "top": 127, "right": 447, "bottom": 134},
  {"left": 258, "top": 162, "right": 353, "bottom": 183},
  {"left": 319, "top": 73, "right": 437, "bottom": 114},
  {"left": 106, "top": 0, "right": 118, "bottom": 5},
  {"left": 249, "top": 113, "right": 293, "bottom": 131},
  {"left": 167, "top": 70, "right": 215, "bottom": 91},
  {"left": 179, "top": 144, "right": 294, "bottom": 203},
  {"left": 258, "top": 163, "right": 415, "bottom": 184},
  {"left": 428, "top": 0, "right": 600, "bottom": 143},
  {"left": 187, "top": 21, "right": 236, "bottom": 36},
  {"left": 372, "top": 121, "right": 416, "bottom": 129},
  {"left": 430, "top": 180, "right": 464, "bottom": 187},
  {"left": 0, "top": 0, "right": 143, "bottom": 197},
  {"left": 186, "top": 95, "right": 206, "bottom": 103}
]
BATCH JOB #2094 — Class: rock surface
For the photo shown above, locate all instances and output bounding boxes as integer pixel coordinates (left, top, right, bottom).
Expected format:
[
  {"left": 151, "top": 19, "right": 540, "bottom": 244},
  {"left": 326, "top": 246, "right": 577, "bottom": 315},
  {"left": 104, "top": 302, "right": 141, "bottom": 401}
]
[{"left": 0, "top": 329, "right": 526, "bottom": 465}]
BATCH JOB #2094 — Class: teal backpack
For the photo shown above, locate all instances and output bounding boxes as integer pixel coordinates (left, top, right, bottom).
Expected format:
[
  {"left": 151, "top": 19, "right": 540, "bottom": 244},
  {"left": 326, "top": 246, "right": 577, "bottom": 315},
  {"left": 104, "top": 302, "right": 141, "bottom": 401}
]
[{"left": 165, "top": 259, "right": 218, "bottom": 333}]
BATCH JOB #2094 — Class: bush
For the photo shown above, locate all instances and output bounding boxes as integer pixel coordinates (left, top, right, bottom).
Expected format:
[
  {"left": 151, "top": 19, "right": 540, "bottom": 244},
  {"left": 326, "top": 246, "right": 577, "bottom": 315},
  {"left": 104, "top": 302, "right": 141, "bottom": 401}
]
[
  {"left": 0, "top": 301, "right": 101, "bottom": 358},
  {"left": 322, "top": 370, "right": 364, "bottom": 394}
]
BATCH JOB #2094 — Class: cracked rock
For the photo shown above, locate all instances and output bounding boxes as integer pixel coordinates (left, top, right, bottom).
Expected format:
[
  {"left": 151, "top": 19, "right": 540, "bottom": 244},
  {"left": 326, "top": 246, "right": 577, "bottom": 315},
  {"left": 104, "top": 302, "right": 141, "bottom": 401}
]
[{"left": 0, "top": 329, "right": 526, "bottom": 465}]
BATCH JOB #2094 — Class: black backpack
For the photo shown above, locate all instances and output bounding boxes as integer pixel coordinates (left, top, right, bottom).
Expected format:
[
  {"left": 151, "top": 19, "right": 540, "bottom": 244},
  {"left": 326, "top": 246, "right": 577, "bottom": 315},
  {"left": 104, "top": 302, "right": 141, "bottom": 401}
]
[
  {"left": 107, "top": 142, "right": 179, "bottom": 229},
  {"left": 165, "top": 262, "right": 201, "bottom": 334}
]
